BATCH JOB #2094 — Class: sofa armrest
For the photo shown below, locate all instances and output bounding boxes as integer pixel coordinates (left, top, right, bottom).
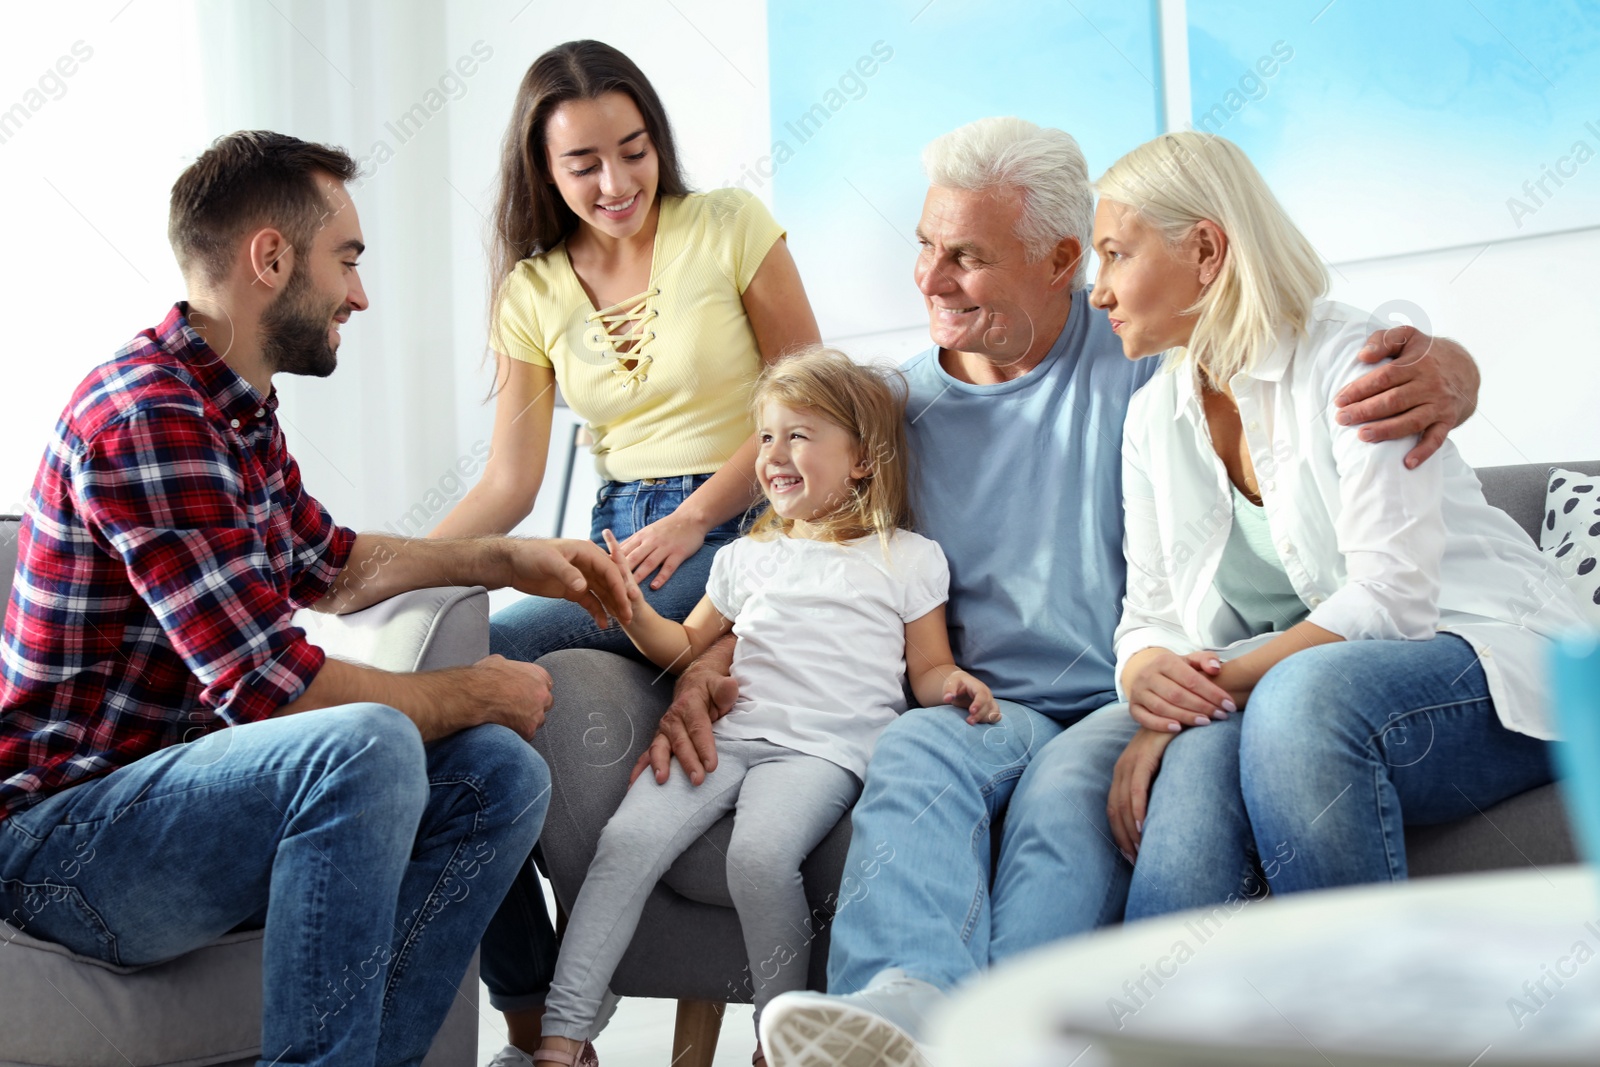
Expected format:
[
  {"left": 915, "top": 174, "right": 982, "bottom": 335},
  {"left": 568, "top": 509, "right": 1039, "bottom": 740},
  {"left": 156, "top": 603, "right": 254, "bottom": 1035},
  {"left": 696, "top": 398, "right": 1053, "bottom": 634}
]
[{"left": 293, "top": 586, "right": 490, "bottom": 673}]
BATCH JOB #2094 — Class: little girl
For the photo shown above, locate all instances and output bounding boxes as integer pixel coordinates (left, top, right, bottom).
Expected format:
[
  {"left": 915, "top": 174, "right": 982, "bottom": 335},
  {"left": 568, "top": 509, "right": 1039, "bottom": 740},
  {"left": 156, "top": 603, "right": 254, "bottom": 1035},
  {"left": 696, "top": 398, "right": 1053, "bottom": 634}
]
[{"left": 531, "top": 347, "right": 997, "bottom": 1067}]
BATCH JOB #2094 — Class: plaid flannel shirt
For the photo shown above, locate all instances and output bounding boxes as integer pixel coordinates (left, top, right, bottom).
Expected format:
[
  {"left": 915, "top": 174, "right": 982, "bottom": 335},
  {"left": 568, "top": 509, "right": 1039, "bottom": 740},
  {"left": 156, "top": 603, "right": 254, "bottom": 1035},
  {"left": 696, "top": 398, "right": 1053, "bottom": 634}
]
[{"left": 0, "top": 304, "right": 356, "bottom": 821}]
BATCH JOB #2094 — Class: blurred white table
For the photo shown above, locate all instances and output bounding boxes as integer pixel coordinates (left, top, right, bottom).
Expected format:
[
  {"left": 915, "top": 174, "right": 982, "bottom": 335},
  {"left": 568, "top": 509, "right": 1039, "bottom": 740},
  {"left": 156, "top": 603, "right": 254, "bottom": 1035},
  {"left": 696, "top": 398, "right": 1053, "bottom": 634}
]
[{"left": 934, "top": 866, "right": 1600, "bottom": 1067}]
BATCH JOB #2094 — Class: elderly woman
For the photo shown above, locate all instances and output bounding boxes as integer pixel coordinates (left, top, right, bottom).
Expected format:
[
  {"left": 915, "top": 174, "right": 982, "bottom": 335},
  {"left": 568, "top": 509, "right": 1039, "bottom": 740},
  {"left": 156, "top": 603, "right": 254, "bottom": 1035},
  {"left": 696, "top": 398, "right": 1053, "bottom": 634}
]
[{"left": 1091, "top": 132, "right": 1583, "bottom": 918}]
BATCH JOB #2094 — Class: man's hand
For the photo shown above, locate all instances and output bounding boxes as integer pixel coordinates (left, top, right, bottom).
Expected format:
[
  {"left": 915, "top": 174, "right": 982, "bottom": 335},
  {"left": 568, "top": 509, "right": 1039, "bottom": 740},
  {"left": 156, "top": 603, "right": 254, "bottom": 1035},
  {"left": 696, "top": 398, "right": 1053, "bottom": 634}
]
[
  {"left": 600, "top": 528, "right": 648, "bottom": 613},
  {"left": 464, "top": 654, "right": 553, "bottom": 741},
  {"left": 630, "top": 635, "right": 738, "bottom": 786},
  {"left": 1108, "top": 727, "right": 1176, "bottom": 863},
  {"left": 506, "top": 538, "right": 632, "bottom": 629},
  {"left": 1336, "top": 326, "right": 1480, "bottom": 469}
]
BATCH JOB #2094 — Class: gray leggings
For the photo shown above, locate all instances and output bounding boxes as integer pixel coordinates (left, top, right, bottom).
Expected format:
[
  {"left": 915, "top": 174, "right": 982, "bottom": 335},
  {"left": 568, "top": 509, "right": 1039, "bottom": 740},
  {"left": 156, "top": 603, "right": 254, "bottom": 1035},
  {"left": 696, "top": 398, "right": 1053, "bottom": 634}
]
[{"left": 542, "top": 736, "right": 861, "bottom": 1038}]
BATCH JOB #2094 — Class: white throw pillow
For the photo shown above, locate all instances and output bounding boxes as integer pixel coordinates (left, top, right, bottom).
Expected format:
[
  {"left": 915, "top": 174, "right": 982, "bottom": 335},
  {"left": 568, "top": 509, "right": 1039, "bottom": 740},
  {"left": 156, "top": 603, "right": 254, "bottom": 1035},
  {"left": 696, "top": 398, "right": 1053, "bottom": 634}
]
[{"left": 1540, "top": 467, "right": 1600, "bottom": 621}]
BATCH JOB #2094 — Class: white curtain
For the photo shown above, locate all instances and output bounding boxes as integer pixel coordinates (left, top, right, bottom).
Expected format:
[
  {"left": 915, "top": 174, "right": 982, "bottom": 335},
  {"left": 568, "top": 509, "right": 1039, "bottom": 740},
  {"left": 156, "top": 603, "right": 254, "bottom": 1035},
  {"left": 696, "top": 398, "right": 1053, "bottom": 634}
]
[{"left": 193, "top": 0, "right": 468, "bottom": 533}]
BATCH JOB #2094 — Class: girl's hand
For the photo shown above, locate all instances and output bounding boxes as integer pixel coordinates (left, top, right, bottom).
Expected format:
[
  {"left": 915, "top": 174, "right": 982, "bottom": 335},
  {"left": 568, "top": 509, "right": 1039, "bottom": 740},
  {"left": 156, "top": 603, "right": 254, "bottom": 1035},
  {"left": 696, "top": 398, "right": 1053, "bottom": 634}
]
[
  {"left": 944, "top": 670, "right": 1001, "bottom": 725},
  {"left": 1123, "top": 647, "right": 1235, "bottom": 734},
  {"left": 600, "top": 528, "right": 647, "bottom": 612},
  {"left": 619, "top": 511, "right": 708, "bottom": 591},
  {"left": 1108, "top": 728, "right": 1176, "bottom": 863}
]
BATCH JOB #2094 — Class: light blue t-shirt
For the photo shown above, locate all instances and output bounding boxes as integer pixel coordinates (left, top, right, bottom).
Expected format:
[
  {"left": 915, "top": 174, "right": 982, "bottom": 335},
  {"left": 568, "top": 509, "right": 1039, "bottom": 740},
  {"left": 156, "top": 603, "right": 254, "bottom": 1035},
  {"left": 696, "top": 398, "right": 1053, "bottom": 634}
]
[{"left": 902, "top": 288, "right": 1158, "bottom": 722}]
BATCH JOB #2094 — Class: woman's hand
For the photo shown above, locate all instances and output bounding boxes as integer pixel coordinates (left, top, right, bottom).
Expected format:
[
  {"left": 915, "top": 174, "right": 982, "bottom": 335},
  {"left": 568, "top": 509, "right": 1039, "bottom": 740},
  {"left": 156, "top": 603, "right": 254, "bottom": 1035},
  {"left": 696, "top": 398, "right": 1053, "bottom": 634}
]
[
  {"left": 944, "top": 670, "right": 1001, "bottom": 725},
  {"left": 1123, "top": 647, "right": 1236, "bottom": 733},
  {"left": 600, "top": 529, "right": 648, "bottom": 614},
  {"left": 619, "top": 510, "right": 708, "bottom": 591},
  {"left": 1108, "top": 727, "right": 1177, "bottom": 862}
]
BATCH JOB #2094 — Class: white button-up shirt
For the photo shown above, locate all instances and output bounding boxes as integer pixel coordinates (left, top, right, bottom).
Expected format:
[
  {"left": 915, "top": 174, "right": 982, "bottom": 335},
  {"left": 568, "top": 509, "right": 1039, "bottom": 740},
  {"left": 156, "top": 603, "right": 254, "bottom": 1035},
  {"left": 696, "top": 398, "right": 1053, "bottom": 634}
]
[{"left": 1114, "top": 301, "right": 1583, "bottom": 739}]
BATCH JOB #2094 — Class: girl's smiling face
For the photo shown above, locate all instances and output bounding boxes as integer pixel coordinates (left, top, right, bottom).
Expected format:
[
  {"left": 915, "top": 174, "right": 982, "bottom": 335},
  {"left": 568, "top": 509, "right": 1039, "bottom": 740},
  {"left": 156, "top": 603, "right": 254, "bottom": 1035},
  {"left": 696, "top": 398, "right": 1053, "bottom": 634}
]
[
  {"left": 757, "top": 400, "right": 870, "bottom": 537},
  {"left": 1088, "top": 198, "right": 1217, "bottom": 360},
  {"left": 542, "top": 91, "right": 660, "bottom": 241}
]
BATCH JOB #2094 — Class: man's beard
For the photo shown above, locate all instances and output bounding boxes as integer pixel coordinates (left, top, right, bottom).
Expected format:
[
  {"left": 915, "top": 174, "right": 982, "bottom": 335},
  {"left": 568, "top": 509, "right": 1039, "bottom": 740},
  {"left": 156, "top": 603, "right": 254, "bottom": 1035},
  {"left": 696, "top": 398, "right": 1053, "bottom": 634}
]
[{"left": 260, "top": 265, "right": 341, "bottom": 379}]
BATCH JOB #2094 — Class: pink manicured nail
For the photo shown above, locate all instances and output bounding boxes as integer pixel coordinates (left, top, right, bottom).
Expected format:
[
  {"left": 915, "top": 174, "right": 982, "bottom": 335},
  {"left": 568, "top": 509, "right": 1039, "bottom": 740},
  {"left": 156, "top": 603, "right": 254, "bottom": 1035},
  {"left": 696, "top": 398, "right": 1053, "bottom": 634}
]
[
  {"left": 1222, "top": 699, "right": 1237, "bottom": 712},
  {"left": 1192, "top": 716, "right": 1211, "bottom": 727},
  {"left": 1211, "top": 710, "right": 1228, "bottom": 721},
  {"left": 1208, "top": 659, "right": 1221, "bottom": 670},
  {"left": 1167, "top": 722, "right": 1181, "bottom": 733}
]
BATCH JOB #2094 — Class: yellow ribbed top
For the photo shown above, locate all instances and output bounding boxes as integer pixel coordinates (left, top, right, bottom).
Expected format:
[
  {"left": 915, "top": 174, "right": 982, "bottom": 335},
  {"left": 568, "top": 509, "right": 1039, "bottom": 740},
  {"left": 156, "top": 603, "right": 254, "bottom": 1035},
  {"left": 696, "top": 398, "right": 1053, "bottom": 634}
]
[{"left": 494, "top": 188, "right": 785, "bottom": 482}]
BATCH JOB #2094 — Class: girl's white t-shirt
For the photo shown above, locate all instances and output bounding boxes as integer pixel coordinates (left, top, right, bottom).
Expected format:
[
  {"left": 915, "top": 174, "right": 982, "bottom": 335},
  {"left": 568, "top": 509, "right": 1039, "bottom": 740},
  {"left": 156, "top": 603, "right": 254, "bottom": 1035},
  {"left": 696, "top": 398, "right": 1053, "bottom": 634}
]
[{"left": 703, "top": 529, "right": 950, "bottom": 778}]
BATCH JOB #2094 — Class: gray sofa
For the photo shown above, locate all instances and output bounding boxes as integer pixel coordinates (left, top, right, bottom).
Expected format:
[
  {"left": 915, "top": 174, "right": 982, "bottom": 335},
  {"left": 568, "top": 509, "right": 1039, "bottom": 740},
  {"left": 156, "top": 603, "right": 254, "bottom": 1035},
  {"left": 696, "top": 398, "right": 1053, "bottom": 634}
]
[
  {"left": 0, "top": 515, "right": 484, "bottom": 1066},
  {"left": 532, "top": 460, "right": 1596, "bottom": 1059}
]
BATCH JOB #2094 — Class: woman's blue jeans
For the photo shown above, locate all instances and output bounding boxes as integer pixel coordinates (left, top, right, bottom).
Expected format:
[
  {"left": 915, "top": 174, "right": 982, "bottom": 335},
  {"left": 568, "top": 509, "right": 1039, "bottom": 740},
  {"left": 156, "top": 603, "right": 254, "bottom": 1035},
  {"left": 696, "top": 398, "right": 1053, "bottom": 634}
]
[
  {"left": 481, "top": 474, "right": 747, "bottom": 1012},
  {"left": 0, "top": 705, "right": 547, "bottom": 1065},
  {"left": 1124, "top": 635, "right": 1556, "bottom": 921}
]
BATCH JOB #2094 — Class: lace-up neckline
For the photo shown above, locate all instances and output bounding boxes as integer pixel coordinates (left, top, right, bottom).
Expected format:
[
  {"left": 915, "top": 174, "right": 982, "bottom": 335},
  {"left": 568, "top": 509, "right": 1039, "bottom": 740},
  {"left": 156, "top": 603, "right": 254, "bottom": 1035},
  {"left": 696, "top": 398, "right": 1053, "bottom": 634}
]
[{"left": 582, "top": 288, "right": 661, "bottom": 389}]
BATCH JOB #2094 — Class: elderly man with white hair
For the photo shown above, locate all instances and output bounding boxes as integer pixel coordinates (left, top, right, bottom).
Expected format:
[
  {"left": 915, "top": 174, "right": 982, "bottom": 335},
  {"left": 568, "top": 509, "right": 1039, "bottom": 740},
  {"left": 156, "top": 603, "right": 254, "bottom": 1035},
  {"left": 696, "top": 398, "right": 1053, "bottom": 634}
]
[{"left": 622, "top": 118, "right": 1480, "bottom": 1067}]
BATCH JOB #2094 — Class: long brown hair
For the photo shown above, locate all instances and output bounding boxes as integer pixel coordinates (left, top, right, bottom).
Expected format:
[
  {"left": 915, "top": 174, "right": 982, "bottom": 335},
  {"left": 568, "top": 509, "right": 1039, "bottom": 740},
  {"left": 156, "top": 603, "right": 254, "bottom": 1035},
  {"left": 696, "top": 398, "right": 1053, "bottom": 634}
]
[
  {"left": 487, "top": 41, "right": 690, "bottom": 337},
  {"left": 746, "top": 347, "right": 914, "bottom": 553}
]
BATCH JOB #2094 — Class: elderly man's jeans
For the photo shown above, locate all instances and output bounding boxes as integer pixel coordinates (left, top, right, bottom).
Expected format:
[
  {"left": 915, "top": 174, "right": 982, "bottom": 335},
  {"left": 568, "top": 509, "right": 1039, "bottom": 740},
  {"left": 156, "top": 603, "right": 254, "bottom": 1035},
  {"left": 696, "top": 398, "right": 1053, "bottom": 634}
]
[
  {"left": 0, "top": 705, "right": 547, "bottom": 1066},
  {"left": 825, "top": 700, "right": 1138, "bottom": 994}
]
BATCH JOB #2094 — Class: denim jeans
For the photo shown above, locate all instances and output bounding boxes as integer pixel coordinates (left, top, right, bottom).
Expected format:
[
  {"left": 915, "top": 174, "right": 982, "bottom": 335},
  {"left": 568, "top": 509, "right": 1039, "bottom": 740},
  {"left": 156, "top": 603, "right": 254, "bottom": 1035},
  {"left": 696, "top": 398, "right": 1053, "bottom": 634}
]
[
  {"left": 481, "top": 473, "right": 747, "bottom": 1012},
  {"left": 1124, "top": 635, "right": 1556, "bottom": 921},
  {"left": 0, "top": 705, "right": 548, "bottom": 1066},
  {"left": 825, "top": 699, "right": 1137, "bottom": 994},
  {"left": 488, "top": 474, "right": 747, "bottom": 665}
]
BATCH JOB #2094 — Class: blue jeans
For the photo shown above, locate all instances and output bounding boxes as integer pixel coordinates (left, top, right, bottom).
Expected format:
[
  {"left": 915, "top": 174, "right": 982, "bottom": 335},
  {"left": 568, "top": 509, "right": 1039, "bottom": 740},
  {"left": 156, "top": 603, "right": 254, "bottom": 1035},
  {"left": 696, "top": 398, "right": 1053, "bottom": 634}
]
[
  {"left": 825, "top": 699, "right": 1137, "bottom": 994},
  {"left": 0, "top": 705, "right": 547, "bottom": 1066},
  {"left": 481, "top": 474, "right": 746, "bottom": 1012},
  {"left": 1124, "top": 635, "right": 1556, "bottom": 921},
  {"left": 488, "top": 474, "right": 747, "bottom": 665}
]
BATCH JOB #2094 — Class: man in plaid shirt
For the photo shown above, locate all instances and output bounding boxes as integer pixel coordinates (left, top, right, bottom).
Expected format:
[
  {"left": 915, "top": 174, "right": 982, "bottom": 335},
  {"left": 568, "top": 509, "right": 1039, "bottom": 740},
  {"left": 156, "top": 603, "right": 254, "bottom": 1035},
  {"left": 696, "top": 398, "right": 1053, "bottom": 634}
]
[{"left": 0, "top": 131, "right": 630, "bottom": 1063}]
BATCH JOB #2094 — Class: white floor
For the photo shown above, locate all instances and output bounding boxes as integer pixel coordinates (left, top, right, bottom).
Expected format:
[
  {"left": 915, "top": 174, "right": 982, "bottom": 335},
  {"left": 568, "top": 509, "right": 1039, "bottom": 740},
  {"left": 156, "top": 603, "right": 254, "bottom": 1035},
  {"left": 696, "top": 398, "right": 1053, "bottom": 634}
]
[
  {"left": 474, "top": 877, "right": 760, "bottom": 1066},
  {"left": 475, "top": 986, "right": 759, "bottom": 1067}
]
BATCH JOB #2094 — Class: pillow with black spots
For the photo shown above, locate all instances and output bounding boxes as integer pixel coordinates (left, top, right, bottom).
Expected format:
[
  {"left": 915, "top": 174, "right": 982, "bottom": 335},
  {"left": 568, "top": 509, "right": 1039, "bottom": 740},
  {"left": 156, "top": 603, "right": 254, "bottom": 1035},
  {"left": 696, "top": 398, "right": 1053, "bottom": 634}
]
[{"left": 1540, "top": 468, "right": 1600, "bottom": 621}]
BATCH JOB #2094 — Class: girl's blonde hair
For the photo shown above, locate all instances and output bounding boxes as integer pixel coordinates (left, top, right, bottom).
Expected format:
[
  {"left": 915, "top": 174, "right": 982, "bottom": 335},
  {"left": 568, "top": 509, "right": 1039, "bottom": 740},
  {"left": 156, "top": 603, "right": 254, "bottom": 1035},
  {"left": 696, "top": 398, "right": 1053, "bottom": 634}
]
[
  {"left": 1094, "top": 132, "right": 1328, "bottom": 382},
  {"left": 746, "top": 347, "right": 912, "bottom": 550}
]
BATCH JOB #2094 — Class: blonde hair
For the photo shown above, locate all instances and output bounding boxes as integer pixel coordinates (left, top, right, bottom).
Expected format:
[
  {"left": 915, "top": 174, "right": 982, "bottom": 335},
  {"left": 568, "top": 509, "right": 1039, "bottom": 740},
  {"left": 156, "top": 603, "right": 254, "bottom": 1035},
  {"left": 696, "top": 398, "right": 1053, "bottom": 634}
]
[
  {"left": 922, "top": 117, "right": 1094, "bottom": 287},
  {"left": 746, "top": 347, "right": 912, "bottom": 552},
  {"left": 1094, "top": 132, "right": 1327, "bottom": 382}
]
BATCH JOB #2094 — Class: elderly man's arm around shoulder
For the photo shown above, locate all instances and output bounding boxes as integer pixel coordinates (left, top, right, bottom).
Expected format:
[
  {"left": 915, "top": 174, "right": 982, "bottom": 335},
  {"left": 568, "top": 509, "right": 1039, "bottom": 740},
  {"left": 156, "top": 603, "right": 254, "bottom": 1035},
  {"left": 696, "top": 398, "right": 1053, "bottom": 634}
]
[{"left": 1336, "top": 325, "right": 1481, "bottom": 469}]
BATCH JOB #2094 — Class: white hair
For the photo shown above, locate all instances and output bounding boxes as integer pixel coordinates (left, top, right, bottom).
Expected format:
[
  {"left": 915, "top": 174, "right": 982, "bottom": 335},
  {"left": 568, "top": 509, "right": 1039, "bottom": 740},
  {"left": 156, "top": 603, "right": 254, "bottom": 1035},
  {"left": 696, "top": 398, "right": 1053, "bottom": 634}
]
[
  {"left": 922, "top": 117, "right": 1094, "bottom": 287},
  {"left": 1094, "top": 132, "right": 1328, "bottom": 383}
]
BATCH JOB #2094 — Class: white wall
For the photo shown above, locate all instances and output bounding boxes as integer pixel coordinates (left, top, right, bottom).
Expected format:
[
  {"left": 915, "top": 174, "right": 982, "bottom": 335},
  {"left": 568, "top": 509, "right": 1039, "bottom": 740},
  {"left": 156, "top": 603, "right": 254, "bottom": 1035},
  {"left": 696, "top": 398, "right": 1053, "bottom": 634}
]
[{"left": 1325, "top": 227, "right": 1600, "bottom": 468}]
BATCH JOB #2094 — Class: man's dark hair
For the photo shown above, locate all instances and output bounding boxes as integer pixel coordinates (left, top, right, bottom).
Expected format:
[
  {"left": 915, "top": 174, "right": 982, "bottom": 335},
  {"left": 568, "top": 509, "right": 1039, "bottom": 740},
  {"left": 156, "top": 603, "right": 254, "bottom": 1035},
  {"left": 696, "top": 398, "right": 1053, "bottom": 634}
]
[{"left": 168, "top": 130, "right": 358, "bottom": 285}]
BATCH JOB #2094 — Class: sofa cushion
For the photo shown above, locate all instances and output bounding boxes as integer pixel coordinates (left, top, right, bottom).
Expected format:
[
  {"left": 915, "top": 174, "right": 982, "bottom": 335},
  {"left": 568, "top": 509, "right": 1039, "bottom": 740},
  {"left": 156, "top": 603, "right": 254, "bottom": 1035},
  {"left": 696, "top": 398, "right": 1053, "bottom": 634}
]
[
  {"left": 1, "top": 515, "right": 19, "bottom": 617},
  {"left": 0, "top": 920, "right": 263, "bottom": 1067},
  {"left": 1540, "top": 468, "right": 1600, "bottom": 621}
]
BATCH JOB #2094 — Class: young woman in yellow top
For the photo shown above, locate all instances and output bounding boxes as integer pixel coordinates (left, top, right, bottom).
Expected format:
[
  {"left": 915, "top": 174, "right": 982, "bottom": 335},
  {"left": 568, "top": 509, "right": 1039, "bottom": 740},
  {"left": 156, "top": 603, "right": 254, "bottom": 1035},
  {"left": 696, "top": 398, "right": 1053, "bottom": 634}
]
[
  {"left": 437, "top": 40, "right": 819, "bottom": 1064},
  {"left": 433, "top": 40, "right": 820, "bottom": 669}
]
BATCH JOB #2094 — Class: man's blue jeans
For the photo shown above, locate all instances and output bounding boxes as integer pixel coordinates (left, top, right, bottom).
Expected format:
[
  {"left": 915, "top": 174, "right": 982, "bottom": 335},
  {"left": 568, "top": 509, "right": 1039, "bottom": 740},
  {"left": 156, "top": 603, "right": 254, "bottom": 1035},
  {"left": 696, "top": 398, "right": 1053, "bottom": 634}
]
[
  {"left": 1125, "top": 635, "right": 1556, "bottom": 920},
  {"left": 825, "top": 699, "right": 1137, "bottom": 994},
  {"left": 0, "top": 704, "right": 547, "bottom": 1066}
]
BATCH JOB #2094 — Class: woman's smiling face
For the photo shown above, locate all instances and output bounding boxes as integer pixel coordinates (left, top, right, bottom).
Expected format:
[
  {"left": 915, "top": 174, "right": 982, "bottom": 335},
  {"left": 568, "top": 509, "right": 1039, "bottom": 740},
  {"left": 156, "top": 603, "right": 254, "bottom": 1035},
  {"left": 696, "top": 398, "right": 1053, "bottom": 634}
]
[{"left": 543, "top": 91, "right": 660, "bottom": 240}]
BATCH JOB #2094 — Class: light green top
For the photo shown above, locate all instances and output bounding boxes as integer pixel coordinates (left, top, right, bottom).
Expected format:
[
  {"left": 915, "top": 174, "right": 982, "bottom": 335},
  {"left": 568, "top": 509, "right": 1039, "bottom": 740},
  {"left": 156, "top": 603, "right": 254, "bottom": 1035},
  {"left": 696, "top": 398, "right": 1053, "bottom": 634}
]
[{"left": 1214, "top": 484, "right": 1310, "bottom": 637}]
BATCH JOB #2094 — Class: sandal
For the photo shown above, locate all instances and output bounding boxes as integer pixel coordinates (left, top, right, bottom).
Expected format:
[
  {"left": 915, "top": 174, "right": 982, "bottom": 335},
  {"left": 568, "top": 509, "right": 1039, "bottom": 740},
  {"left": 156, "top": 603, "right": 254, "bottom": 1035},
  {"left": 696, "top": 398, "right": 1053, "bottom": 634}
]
[{"left": 532, "top": 1041, "right": 599, "bottom": 1067}]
